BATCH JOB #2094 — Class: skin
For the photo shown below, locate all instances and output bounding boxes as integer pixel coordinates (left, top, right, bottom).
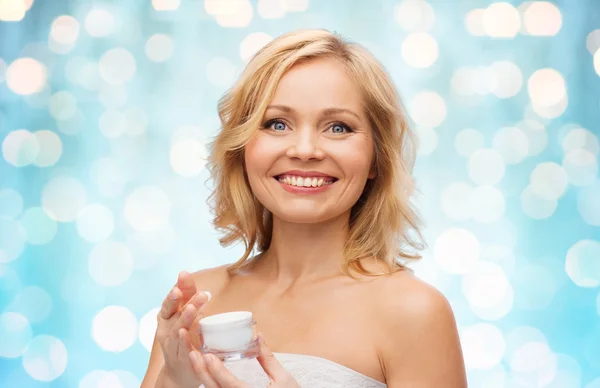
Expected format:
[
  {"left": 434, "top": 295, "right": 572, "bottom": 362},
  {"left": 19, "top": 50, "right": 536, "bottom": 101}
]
[{"left": 142, "top": 57, "right": 467, "bottom": 387}]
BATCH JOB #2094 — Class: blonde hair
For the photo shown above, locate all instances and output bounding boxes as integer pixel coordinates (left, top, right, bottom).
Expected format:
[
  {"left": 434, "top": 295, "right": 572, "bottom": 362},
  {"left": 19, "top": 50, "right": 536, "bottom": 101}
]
[{"left": 207, "top": 29, "right": 424, "bottom": 277}]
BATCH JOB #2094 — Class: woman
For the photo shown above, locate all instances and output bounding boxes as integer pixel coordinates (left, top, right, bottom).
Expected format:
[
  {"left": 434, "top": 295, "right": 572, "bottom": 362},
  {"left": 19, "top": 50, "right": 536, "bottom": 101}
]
[{"left": 142, "top": 29, "right": 467, "bottom": 388}]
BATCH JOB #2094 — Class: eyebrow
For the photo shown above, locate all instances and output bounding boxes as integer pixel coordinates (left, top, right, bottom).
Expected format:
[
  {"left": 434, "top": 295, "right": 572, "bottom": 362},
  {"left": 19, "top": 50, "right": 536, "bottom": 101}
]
[{"left": 266, "top": 104, "right": 362, "bottom": 121}]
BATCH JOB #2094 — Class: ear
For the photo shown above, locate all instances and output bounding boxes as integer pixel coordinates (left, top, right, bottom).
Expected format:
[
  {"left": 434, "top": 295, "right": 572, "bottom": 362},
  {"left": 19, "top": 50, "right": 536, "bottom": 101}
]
[{"left": 368, "top": 164, "right": 377, "bottom": 179}]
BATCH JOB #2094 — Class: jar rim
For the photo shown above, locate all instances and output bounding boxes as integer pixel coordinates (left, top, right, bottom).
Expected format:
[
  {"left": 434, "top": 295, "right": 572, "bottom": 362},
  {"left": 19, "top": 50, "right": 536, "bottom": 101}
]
[{"left": 200, "top": 311, "right": 253, "bottom": 329}]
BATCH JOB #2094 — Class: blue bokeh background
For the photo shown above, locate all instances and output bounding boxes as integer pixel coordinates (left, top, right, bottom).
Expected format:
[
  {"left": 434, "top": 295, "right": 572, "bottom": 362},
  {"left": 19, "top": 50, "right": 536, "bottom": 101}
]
[{"left": 1, "top": 0, "right": 600, "bottom": 387}]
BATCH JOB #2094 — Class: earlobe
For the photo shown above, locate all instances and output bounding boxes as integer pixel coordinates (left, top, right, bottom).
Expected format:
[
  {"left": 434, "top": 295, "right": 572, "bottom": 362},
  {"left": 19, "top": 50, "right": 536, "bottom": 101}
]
[{"left": 368, "top": 166, "right": 376, "bottom": 179}]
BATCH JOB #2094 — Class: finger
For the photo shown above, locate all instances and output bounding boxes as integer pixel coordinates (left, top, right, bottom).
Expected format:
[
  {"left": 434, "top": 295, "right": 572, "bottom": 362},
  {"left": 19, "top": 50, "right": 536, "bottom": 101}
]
[
  {"left": 185, "top": 290, "right": 212, "bottom": 311},
  {"left": 158, "top": 287, "right": 181, "bottom": 320},
  {"left": 205, "top": 354, "right": 247, "bottom": 388},
  {"left": 177, "top": 271, "right": 197, "bottom": 303},
  {"left": 189, "top": 350, "right": 219, "bottom": 388},
  {"left": 190, "top": 307, "right": 207, "bottom": 350},
  {"left": 256, "top": 333, "right": 287, "bottom": 382},
  {"left": 177, "top": 328, "right": 192, "bottom": 359},
  {"left": 172, "top": 302, "right": 197, "bottom": 335}
]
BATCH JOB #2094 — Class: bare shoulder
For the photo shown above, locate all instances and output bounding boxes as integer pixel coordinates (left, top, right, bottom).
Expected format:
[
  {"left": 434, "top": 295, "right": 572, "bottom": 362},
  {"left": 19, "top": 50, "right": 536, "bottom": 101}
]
[
  {"left": 190, "top": 263, "right": 232, "bottom": 297},
  {"left": 372, "top": 269, "right": 467, "bottom": 388},
  {"left": 375, "top": 269, "right": 453, "bottom": 321}
]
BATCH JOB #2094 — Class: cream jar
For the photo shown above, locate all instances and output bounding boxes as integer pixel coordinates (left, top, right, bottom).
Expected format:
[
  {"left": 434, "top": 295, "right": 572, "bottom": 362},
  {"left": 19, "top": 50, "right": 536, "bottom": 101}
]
[{"left": 199, "top": 311, "right": 259, "bottom": 361}]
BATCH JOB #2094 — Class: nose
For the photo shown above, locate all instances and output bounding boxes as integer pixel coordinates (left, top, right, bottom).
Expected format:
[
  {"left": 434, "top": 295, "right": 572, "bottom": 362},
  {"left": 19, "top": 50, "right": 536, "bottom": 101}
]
[{"left": 286, "top": 128, "right": 325, "bottom": 161}]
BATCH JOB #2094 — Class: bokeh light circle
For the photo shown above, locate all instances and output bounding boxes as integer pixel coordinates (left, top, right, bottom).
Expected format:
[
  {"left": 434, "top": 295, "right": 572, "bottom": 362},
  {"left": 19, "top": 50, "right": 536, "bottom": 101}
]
[
  {"left": 490, "top": 60, "right": 523, "bottom": 98},
  {"left": 408, "top": 91, "right": 447, "bottom": 128},
  {"left": 529, "top": 162, "right": 568, "bottom": 200},
  {"left": 6, "top": 57, "right": 47, "bottom": 95},
  {"left": 99, "top": 109, "right": 127, "bottom": 139},
  {"left": 521, "top": 185, "right": 557, "bottom": 219},
  {"left": 207, "top": 0, "right": 253, "bottom": 28},
  {"left": 514, "top": 263, "right": 558, "bottom": 310},
  {"left": 85, "top": 7, "right": 115, "bottom": 37},
  {"left": 124, "top": 186, "right": 172, "bottom": 232},
  {"left": 99, "top": 48, "right": 136, "bottom": 85},
  {"left": 578, "top": 180, "right": 600, "bottom": 226},
  {"left": 394, "top": 0, "right": 435, "bottom": 32},
  {"left": 434, "top": 228, "right": 480, "bottom": 274},
  {"left": 152, "top": 0, "right": 180, "bottom": 11},
  {"left": 468, "top": 149, "right": 506, "bottom": 185},
  {"left": 587, "top": 29, "right": 600, "bottom": 54},
  {"left": 0, "top": 188, "right": 24, "bottom": 218},
  {"left": 468, "top": 279, "right": 514, "bottom": 320},
  {"left": 2, "top": 129, "right": 40, "bottom": 167},
  {"left": 206, "top": 57, "right": 236, "bottom": 87},
  {"left": 482, "top": 2, "right": 520, "bottom": 38},
  {"left": 492, "top": 126, "right": 529, "bottom": 164},
  {"left": 441, "top": 182, "right": 473, "bottom": 220},
  {"left": 41, "top": 176, "right": 87, "bottom": 222},
  {"left": 258, "top": 0, "right": 288, "bottom": 19},
  {"left": 33, "top": 130, "right": 63, "bottom": 167},
  {"left": 401, "top": 32, "right": 438, "bottom": 68},
  {"left": 562, "top": 127, "right": 599, "bottom": 156},
  {"left": 77, "top": 203, "right": 115, "bottom": 242},
  {"left": 470, "top": 185, "right": 505, "bottom": 223},
  {"left": 462, "top": 261, "right": 510, "bottom": 308},
  {"left": 565, "top": 239, "right": 600, "bottom": 288},
  {"left": 461, "top": 323, "right": 505, "bottom": 370},
  {"left": 90, "top": 157, "right": 129, "bottom": 198},
  {"left": 509, "top": 341, "right": 557, "bottom": 387},
  {"left": 170, "top": 139, "right": 208, "bottom": 177},
  {"left": 562, "top": 149, "right": 598, "bottom": 186},
  {"left": 528, "top": 68, "right": 567, "bottom": 107},
  {"left": 0, "top": 312, "right": 32, "bottom": 358},
  {"left": 240, "top": 32, "right": 273, "bottom": 62},
  {"left": 50, "top": 15, "right": 80, "bottom": 45},
  {"left": 0, "top": 216, "right": 26, "bottom": 263},
  {"left": 7, "top": 286, "right": 52, "bottom": 323},
  {"left": 139, "top": 307, "right": 159, "bottom": 351},
  {"left": 22, "top": 335, "right": 68, "bottom": 381},
  {"left": 92, "top": 306, "right": 138, "bottom": 352},
  {"left": 88, "top": 240, "right": 133, "bottom": 287},
  {"left": 455, "top": 128, "right": 484, "bottom": 157},
  {"left": 145, "top": 34, "right": 174, "bottom": 62},
  {"left": 522, "top": 2, "right": 562, "bottom": 36}
]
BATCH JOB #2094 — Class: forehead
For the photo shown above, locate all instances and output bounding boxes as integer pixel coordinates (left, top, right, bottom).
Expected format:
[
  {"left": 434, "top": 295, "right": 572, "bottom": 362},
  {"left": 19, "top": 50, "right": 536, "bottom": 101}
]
[{"left": 268, "top": 57, "right": 364, "bottom": 114}]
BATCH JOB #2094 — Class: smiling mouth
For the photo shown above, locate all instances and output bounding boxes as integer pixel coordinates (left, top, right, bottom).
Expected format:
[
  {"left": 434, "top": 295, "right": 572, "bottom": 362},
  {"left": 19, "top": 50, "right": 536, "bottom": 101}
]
[{"left": 274, "top": 175, "right": 338, "bottom": 188}]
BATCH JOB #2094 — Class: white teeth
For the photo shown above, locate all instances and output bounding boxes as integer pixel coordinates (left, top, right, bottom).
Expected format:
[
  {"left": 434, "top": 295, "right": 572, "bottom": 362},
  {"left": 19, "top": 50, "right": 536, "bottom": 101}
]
[{"left": 277, "top": 175, "right": 334, "bottom": 188}]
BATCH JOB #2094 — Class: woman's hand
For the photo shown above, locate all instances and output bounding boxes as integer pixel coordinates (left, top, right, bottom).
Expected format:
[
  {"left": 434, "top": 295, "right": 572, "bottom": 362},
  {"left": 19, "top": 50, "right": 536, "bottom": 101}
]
[
  {"left": 188, "top": 333, "right": 301, "bottom": 388},
  {"left": 156, "top": 271, "right": 212, "bottom": 388}
]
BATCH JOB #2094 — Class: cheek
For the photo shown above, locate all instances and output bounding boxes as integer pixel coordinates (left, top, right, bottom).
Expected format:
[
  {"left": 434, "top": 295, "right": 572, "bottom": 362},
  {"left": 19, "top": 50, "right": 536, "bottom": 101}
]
[
  {"left": 331, "top": 138, "right": 374, "bottom": 176},
  {"left": 244, "top": 135, "right": 275, "bottom": 181}
]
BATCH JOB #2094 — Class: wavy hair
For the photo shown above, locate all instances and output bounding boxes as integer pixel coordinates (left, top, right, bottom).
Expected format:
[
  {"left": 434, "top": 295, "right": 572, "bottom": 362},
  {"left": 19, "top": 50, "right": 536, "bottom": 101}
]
[{"left": 207, "top": 29, "right": 424, "bottom": 277}]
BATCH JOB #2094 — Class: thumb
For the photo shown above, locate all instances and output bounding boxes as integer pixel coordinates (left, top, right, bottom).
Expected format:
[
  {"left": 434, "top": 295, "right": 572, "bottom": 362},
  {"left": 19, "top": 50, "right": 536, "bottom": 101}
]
[{"left": 256, "top": 333, "right": 287, "bottom": 381}]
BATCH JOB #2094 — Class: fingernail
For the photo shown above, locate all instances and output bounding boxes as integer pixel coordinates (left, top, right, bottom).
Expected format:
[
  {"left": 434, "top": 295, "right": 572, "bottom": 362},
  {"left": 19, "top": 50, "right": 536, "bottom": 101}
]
[
  {"left": 190, "top": 351, "right": 199, "bottom": 365},
  {"left": 170, "top": 289, "right": 178, "bottom": 300},
  {"left": 204, "top": 354, "right": 213, "bottom": 365},
  {"left": 204, "top": 291, "right": 212, "bottom": 301}
]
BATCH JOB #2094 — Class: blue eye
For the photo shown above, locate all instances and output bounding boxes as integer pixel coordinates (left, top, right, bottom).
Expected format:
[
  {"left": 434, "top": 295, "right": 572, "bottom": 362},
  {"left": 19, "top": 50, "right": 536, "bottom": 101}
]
[
  {"left": 330, "top": 122, "right": 352, "bottom": 134},
  {"left": 264, "top": 120, "right": 287, "bottom": 131}
]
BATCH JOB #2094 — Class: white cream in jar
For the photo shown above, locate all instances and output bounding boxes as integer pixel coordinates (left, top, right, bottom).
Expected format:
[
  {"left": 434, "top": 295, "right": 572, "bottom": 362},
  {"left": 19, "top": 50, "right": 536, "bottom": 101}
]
[{"left": 199, "top": 311, "right": 259, "bottom": 361}]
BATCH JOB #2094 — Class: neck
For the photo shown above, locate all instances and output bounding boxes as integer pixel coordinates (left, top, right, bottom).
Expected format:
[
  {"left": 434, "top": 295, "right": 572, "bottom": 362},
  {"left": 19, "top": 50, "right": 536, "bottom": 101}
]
[{"left": 254, "top": 212, "right": 351, "bottom": 285}]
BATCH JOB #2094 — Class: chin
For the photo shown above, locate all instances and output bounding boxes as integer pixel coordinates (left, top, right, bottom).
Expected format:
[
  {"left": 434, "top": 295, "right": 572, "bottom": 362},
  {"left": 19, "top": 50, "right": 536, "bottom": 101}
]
[{"left": 270, "top": 207, "right": 334, "bottom": 224}]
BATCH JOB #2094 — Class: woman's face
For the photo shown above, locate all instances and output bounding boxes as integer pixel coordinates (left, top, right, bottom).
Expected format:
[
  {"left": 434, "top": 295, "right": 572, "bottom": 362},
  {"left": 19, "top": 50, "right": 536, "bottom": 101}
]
[{"left": 244, "top": 57, "right": 375, "bottom": 224}]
